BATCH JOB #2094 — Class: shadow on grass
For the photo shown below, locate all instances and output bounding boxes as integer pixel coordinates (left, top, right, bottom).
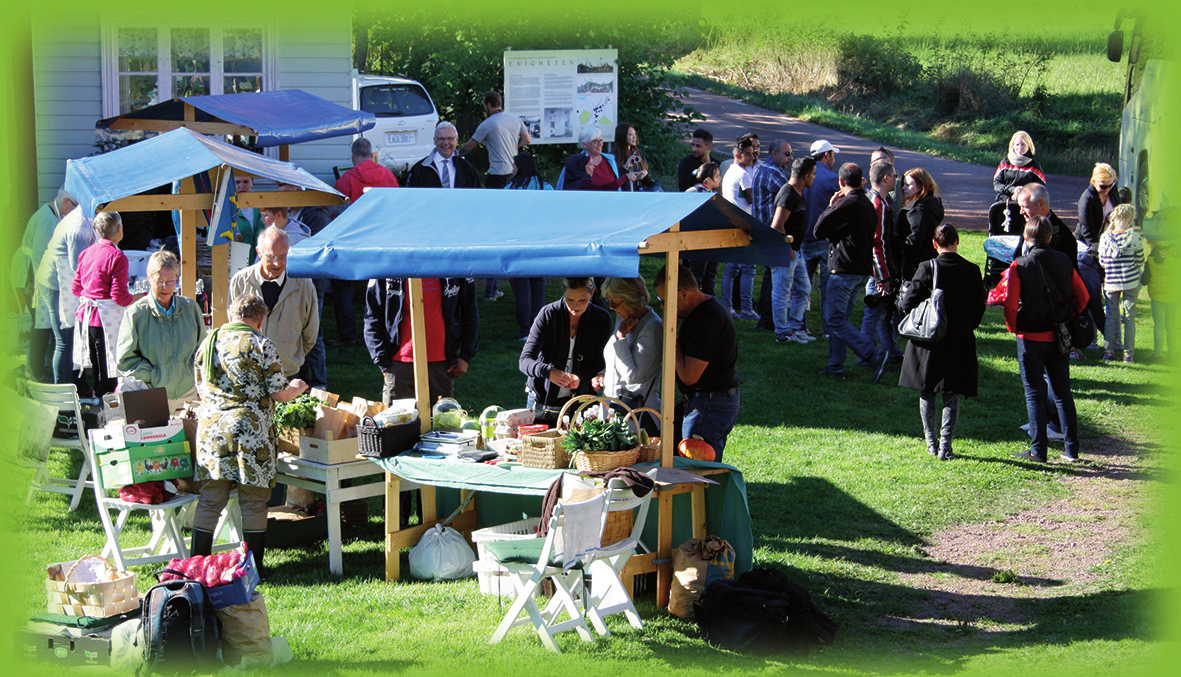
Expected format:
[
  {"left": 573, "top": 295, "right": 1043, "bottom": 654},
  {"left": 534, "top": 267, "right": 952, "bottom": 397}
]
[{"left": 746, "top": 476, "right": 924, "bottom": 547}]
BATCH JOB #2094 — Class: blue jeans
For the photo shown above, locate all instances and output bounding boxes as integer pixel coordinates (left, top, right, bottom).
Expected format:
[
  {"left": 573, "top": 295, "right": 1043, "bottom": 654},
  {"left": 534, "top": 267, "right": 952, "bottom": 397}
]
[
  {"left": 44, "top": 288, "right": 77, "bottom": 385},
  {"left": 721, "top": 263, "right": 755, "bottom": 314},
  {"left": 1104, "top": 287, "right": 1138, "bottom": 353},
  {"left": 682, "top": 390, "right": 740, "bottom": 464},
  {"left": 511, "top": 277, "right": 546, "bottom": 337},
  {"left": 826, "top": 273, "right": 878, "bottom": 371},
  {"left": 785, "top": 249, "right": 812, "bottom": 333},
  {"left": 801, "top": 240, "right": 830, "bottom": 335},
  {"left": 1016, "top": 338, "right": 1079, "bottom": 458},
  {"left": 860, "top": 278, "right": 902, "bottom": 362},
  {"left": 770, "top": 255, "right": 798, "bottom": 336}
]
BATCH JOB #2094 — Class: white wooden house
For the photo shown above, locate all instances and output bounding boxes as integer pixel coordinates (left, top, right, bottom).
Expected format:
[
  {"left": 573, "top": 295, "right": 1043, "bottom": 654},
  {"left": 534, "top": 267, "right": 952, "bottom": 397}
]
[{"left": 31, "top": 10, "right": 354, "bottom": 204}]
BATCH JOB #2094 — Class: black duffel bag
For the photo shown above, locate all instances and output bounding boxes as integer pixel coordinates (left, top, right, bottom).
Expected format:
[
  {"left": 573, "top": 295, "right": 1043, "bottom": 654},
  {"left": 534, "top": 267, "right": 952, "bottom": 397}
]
[{"left": 694, "top": 565, "right": 837, "bottom": 656}]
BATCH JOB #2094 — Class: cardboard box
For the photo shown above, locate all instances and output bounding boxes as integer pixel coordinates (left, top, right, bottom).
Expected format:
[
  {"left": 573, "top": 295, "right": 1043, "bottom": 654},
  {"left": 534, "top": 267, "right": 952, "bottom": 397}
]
[
  {"left": 13, "top": 630, "right": 111, "bottom": 666},
  {"left": 94, "top": 441, "right": 193, "bottom": 489},
  {"left": 121, "top": 419, "right": 185, "bottom": 446},
  {"left": 206, "top": 552, "right": 260, "bottom": 610},
  {"left": 119, "top": 387, "right": 169, "bottom": 427},
  {"left": 299, "top": 433, "right": 360, "bottom": 465}
]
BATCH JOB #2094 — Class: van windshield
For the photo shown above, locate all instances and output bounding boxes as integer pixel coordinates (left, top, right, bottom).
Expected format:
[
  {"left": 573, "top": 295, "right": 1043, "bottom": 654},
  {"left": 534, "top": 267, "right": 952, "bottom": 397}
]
[{"left": 360, "top": 84, "right": 434, "bottom": 117}]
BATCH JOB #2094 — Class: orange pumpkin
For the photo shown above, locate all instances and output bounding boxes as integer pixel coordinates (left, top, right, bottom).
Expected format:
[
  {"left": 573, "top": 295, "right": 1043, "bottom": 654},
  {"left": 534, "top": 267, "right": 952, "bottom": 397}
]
[{"left": 678, "top": 436, "right": 716, "bottom": 462}]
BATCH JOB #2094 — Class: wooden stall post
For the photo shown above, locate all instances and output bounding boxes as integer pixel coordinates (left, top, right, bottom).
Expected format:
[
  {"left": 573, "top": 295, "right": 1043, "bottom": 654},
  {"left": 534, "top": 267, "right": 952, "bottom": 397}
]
[{"left": 180, "top": 208, "right": 197, "bottom": 304}]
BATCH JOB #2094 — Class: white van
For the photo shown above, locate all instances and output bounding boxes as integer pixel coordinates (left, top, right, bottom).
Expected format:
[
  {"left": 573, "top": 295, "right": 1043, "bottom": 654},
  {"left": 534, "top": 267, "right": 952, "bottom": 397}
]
[{"left": 351, "top": 69, "right": 439, "bottom": 176}]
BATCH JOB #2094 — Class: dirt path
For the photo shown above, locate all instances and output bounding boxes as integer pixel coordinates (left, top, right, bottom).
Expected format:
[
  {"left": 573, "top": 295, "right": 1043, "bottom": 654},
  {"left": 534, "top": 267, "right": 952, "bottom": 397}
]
[
  {"left": 678, "top": 87, "right": 1091, "bottom": 231},
  {"left": 880, "top": 438, "right": 1154, "bottom": 631}
]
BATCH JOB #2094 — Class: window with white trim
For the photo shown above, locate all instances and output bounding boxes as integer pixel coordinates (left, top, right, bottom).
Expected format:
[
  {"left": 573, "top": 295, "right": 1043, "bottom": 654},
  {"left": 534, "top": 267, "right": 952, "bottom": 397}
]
[{"left": 103, "top": 23, "right": 272, "bottom": 116}]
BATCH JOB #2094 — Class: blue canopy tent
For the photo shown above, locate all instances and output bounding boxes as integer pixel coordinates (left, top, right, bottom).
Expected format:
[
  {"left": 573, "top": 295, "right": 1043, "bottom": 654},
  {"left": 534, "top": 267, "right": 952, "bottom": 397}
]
[
  {"left": 63, "top": 126, "right": 345, "bottom": 324},
  {"left": 287, "top": 188, "right": 792, "bottom": 280},
  {"left": 288, "top": 187, "right": 780, "bottom": 592},
  {"left": 96, "top": 89, "right": 376, "bottom": 158}
]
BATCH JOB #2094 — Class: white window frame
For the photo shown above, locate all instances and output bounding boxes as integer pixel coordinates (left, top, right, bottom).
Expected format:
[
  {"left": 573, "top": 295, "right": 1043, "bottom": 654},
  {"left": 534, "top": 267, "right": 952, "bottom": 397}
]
[{"left": 100, "top": 20, "right": 277, "bottom": 118}]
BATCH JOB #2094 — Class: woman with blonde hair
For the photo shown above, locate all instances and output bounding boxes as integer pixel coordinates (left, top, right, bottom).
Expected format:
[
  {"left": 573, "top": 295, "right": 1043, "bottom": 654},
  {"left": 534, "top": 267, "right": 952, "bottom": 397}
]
[
  {"left": 992, "top": 130, "right": 1046, "bottom": 203},
  {"left": 900, "top": 167, "right": 945, "bottom": 280},
  {"left": 1077, "top": 162, "right": 1123, "bottom": 251},
  {"left": 1098, "top": 204, "right": 1144, "bottom": 362},
  {"left": 592, "top": 277, "right": 663, "bottom": 434}
]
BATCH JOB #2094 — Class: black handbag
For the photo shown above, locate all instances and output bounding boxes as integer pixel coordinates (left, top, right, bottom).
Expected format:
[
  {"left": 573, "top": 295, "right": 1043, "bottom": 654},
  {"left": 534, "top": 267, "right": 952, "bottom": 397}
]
[{"left": 897, "top": 261, "right": 946, "bottom": 342}]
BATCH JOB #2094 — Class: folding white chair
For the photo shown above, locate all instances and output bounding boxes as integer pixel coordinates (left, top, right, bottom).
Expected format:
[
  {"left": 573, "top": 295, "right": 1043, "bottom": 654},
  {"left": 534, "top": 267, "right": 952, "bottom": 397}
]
[
  {"left": 586, "top": 471, "right": 656, "bottom": 637},
  {"left": 24, "top": 382, "right": 96, "bottom": 511},
  {"left": 486, "top": 489, "right": 612, "bottom": 653},
  {"left": 85, "top": 429, "right": 199, "bottom": 570}
]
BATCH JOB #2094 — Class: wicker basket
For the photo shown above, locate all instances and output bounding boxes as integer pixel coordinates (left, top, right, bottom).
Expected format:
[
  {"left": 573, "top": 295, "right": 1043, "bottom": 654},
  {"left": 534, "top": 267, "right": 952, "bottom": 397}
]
[
  {"left": 357, "top": 417, "right": 421, "bottom": 458},
  {"left": 277, "top": 426, "right": 310, "bottom": 455},
  {"left": 624, "top": 407, "right": 663, "bottom": 464},
  {"left": 571, "top": 446, "right": 639, "bottom": 472},
  {"left": 601, "top": 510, "right": 634, "bottom": 547},
  {"left": 45, "top": 555, "right": 139, "bottom": 618},
  {"left": 517, "top": 395, "right": 591, "bottom": 469}
]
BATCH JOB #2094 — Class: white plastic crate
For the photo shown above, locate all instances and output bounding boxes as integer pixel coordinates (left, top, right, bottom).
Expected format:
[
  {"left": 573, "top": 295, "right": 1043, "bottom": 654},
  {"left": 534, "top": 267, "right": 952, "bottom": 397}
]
[
  {"left": 470, "top": 517, "right": 541, "bottom": 596},
  {"left": 470, "top": 517, "right": 541, "bottom": 565}
]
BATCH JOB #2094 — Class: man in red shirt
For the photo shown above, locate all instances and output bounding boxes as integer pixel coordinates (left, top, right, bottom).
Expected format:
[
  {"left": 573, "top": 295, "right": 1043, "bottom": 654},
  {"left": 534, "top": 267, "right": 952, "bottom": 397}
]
[
  {"left": 335, "top": 137, "right": 399, "bottom": 204},
  {"left": 362, "top": 277, "right": 479, "bottom": 405}
]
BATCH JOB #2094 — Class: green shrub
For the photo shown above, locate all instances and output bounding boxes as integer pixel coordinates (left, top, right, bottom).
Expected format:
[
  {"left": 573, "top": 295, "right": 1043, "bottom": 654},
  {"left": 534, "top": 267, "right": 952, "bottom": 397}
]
[{"left": 835, "top": 33, "right": 922, "bottom": 98}]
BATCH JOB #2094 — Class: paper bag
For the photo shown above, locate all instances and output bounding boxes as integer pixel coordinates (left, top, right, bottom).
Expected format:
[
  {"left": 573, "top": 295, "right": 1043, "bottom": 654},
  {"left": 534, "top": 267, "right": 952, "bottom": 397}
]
[{"left": 216, "top": 591, "right": 271, "bottom": 666}]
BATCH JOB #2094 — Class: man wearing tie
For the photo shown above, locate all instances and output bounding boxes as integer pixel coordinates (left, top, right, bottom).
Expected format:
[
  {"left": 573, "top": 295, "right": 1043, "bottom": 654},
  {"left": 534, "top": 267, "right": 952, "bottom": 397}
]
[{"left": 406, "top": 121, "right": 481, "bottom": 189}]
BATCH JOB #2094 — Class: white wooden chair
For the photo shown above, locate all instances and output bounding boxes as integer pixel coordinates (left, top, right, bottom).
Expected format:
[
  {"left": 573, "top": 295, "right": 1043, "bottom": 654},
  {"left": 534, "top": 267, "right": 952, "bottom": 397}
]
[
  {"left": 585, "top": 471, "right": 656, "bottom": 636},
  {"left": 85, "top": 429, "right": 199, "bottom": 570},
  {"left": 486, "top": 488, "right": 613, "bottom": 653},
  {"left": 24, "top": 382, "right": 95, "bottom": 511}
]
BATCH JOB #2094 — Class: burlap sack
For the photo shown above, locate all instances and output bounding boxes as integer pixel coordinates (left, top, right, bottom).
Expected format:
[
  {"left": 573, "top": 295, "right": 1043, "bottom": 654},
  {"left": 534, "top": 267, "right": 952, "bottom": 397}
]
[{"left": 668, "top": 536, "right": 735, "bottom": 619}]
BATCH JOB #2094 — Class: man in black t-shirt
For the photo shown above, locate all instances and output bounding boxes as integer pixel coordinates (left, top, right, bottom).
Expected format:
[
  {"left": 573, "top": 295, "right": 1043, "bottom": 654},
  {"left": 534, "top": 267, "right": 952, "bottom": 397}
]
[
  {"left": 654, "top": 265, "right": 740, "bottom": 463},
  {"left": 769, "top": 157, "right": 817, "bottom": 343}
]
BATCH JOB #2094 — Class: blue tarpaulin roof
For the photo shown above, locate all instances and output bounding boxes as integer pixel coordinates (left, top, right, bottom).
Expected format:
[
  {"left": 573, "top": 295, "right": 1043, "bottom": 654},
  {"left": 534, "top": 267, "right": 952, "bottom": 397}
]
[
  {"left": 95, "top": 90, "right": 375, "bottom": 147},
  {"left": 65, "top": 127, "right": 343, "bottom": 219},
  {"left": 287, "top": 188, "right": 793, "bottom": 280}
]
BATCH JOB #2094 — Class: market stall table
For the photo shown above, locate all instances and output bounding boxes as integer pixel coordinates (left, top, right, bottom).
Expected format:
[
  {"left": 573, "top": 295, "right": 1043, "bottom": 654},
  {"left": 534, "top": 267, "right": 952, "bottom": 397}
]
[
  {"left": 274, "top": 454, "right": 407, "bottom": 575},
  {"left": 369, "top": 453, "right": 752, "bottom": 606}
]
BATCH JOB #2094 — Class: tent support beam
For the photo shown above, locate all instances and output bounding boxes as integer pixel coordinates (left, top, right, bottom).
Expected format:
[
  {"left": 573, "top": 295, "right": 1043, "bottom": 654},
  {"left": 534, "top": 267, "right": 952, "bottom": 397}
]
[
  {"left": 640, "top": 228, "right": 754, "bottom": 252},
  {"left": 657, "top": 248, "right": 680, "bottom": 609},
  {"left": 103, "top": 190, "right": 342, "bottom": 213}
]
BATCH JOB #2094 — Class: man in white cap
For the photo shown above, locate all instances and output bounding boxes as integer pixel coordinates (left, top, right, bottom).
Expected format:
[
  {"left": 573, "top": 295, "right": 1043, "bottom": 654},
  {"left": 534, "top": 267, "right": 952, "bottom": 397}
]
[{"left": 794, "top": 139, "right": 841, "bottom": 340}]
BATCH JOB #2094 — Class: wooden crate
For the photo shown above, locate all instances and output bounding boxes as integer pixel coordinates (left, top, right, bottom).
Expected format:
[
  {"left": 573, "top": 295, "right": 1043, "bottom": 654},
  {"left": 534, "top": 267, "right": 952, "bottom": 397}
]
[{"left": 299, "top": 432, "right": 361, "bottom": 465}]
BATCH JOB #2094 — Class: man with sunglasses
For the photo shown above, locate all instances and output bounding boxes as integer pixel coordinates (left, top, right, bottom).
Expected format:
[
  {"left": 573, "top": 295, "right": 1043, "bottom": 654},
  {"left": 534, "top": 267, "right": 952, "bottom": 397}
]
[{"left": 228, "top": 226, "right": 320, "bottom": 378}]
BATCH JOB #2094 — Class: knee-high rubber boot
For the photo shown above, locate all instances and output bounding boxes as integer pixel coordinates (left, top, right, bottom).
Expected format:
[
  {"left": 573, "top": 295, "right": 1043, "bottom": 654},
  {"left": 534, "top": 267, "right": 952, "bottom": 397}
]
[
  {"left": 190, "top": 528, "right": 214, "bottom": 557},
  {"left": 244, "top": 530, "right": 267, "bottom": 579}
]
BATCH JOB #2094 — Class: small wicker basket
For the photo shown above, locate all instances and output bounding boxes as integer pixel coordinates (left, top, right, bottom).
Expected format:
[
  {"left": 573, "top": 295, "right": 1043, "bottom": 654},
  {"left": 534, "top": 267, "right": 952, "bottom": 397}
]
[
  {"left": 517, "top": 395, "right": 595, "bottom": 469},
  {"left": 624, "top": 407, "right": 663, "bottom": 464},
  {"left": 565, "top": 395, "right": 640, "bottom": 472}
]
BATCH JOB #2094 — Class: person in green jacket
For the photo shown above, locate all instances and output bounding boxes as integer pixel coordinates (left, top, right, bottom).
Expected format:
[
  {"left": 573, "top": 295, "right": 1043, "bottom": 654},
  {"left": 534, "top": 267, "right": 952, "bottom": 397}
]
[
  {"left": 233, "top": 174, "right": 265, "bottom": 265},
  {"left": 116, "top": 250, "right": 207, "bottom": 408}
]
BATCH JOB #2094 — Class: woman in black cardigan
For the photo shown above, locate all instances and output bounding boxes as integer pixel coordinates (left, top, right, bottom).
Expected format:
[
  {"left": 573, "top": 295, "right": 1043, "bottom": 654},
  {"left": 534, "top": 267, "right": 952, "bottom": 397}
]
[
  {"left": 898, "top": 225, "right": 986, "bottom": 461},
  {"left": 1076, "top": 162, "right": 1122, "bottom": 254},
  {"left": 519, "top": 277, "right": 612, "bottom": 426}
]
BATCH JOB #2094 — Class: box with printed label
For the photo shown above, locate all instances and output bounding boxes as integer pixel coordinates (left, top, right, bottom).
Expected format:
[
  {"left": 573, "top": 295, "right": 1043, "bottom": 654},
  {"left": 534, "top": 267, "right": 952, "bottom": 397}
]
[
  {"left": 121, "top": 419, "right": 186, "bottom": 446},
  {"left": 94, "top": 441, "right": 193, "bottom": 489},
  {"left": 13, "top": 630, "right": 111, "bottom": 666}
]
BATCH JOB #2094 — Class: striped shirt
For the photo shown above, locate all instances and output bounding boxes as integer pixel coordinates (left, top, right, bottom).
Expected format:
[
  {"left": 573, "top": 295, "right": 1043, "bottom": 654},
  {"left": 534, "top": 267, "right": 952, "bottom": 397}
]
[{"left": 1099, "top": 229, "right": 1145, "bottom": 291}]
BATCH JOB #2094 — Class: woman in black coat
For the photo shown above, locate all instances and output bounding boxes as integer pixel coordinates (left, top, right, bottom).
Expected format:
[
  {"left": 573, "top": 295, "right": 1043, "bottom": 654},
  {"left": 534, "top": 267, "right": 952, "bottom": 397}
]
[
  {"left": 992, "top": 130, "right": 1046, "bottom": 204},
  {"left": 519, "top": 277, "right": 612, "bottom": 426},
  {"left": 900, "top": 167, "right": 946, "bottom": 281},
  {"left": 1076, "top": 162, "right": 1122, "bottom": 253},
  {"left": 898, "top": 224, "right": 986, "bottom": 460}
]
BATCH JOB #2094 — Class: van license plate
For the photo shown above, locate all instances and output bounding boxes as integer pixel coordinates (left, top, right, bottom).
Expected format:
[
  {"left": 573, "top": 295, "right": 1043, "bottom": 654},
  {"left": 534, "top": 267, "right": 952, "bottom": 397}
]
[{"left": 386, "top": 131, "right": 415, "bottom": 145}]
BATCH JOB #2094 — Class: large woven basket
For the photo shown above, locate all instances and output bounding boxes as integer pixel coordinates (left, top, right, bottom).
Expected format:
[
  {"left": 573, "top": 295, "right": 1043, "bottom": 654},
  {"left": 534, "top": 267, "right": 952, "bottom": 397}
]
[
  {"left": 601, "top": 510, "right": 633, "bottom": 547},
  {"left": 357, "top": 417, "right": 420, "bottom": 458},
  {"left": 624, "top": 407, "right": 663, "bottom": 464},
  {"left": 517, "top": 395, "right": 596, "bottom": 469},
  {"left": 277, "top": 426, "right": 310, "bottom": 455},
  {"left": 572, "top": 446, "right": 639, "bottom": 472}
]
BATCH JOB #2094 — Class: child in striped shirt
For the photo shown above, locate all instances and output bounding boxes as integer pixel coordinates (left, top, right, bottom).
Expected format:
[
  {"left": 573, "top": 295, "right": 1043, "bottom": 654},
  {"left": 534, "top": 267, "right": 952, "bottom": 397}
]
[{"left": 1098, "top": 204, "right": 1145, "bottom": 363}]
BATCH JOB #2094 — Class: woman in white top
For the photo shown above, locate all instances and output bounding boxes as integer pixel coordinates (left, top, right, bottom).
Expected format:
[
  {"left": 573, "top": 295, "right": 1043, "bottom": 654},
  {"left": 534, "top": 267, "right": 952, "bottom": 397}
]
[{"left": 593, "top": 276, "right": 662, "bottom": 435}]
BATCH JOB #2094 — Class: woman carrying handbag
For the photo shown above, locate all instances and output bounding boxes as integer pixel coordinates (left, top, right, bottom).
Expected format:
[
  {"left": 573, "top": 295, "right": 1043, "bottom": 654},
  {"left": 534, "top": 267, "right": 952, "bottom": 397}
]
[{"left": 897, "top": 225, "right": 986, "bottom": 460}]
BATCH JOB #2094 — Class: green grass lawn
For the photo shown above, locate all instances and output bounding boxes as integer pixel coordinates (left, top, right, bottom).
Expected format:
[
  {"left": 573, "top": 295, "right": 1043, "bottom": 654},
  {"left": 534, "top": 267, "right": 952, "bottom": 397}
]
[{"left": 5, "top": 232, "right": 1175, "bottom": 675}]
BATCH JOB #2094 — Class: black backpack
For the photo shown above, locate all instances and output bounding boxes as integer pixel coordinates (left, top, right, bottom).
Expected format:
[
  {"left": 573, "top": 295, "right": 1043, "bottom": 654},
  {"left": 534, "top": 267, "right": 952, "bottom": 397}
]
[
  {"left": 140, "top": 572, "right": 222, "bottom": 675},
  {"left": 694, "top": 565, "right": 838, "bottom": 656}
]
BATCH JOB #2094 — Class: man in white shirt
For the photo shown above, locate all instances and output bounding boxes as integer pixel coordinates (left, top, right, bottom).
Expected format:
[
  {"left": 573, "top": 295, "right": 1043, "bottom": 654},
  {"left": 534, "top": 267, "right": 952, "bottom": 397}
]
[
  {"left": 719, "top": 136, "right": 759, "bottom": 319},
  {"left": 458, "top": 91, "right": 531, "bottom": 189}
]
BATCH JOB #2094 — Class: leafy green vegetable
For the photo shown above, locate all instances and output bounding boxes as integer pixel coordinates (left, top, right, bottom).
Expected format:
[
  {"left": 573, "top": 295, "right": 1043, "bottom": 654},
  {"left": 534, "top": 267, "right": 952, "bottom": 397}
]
[
  {"left": 275, "top": 393, "right": 320, "bottom": 430},
  {"left": 562, "top": 415, "right": 637, "bottom": 452}
]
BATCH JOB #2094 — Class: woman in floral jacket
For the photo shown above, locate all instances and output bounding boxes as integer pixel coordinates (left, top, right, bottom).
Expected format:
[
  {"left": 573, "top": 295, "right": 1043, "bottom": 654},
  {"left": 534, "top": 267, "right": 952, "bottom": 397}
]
[{"left": 191, "top": 294, "right": 308, "bottom": 574}]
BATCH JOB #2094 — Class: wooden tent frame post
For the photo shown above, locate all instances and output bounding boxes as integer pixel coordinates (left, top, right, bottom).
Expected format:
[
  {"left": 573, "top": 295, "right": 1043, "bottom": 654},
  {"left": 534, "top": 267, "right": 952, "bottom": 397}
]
[{"left": 381, "top": 216, "right": 767, "bottom": 608}]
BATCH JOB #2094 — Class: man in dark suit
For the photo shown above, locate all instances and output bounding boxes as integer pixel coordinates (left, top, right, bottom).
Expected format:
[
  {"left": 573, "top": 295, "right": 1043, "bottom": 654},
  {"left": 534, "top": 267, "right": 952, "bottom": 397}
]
[{"left": 406, "top": 122, "right": 481, "bottom": 189}]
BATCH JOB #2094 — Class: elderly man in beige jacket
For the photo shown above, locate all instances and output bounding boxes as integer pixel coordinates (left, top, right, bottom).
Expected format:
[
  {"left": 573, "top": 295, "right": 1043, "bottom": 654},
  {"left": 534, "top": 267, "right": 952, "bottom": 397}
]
[{"left": 227, "top": 227, "right": 319, "bottom": 377}]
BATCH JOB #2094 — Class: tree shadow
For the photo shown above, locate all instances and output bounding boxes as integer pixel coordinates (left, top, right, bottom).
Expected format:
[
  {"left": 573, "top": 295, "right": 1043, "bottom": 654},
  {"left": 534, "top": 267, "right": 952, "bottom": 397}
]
[{"left": 747, "top": 476, "right": 924, "bottom": 548}]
